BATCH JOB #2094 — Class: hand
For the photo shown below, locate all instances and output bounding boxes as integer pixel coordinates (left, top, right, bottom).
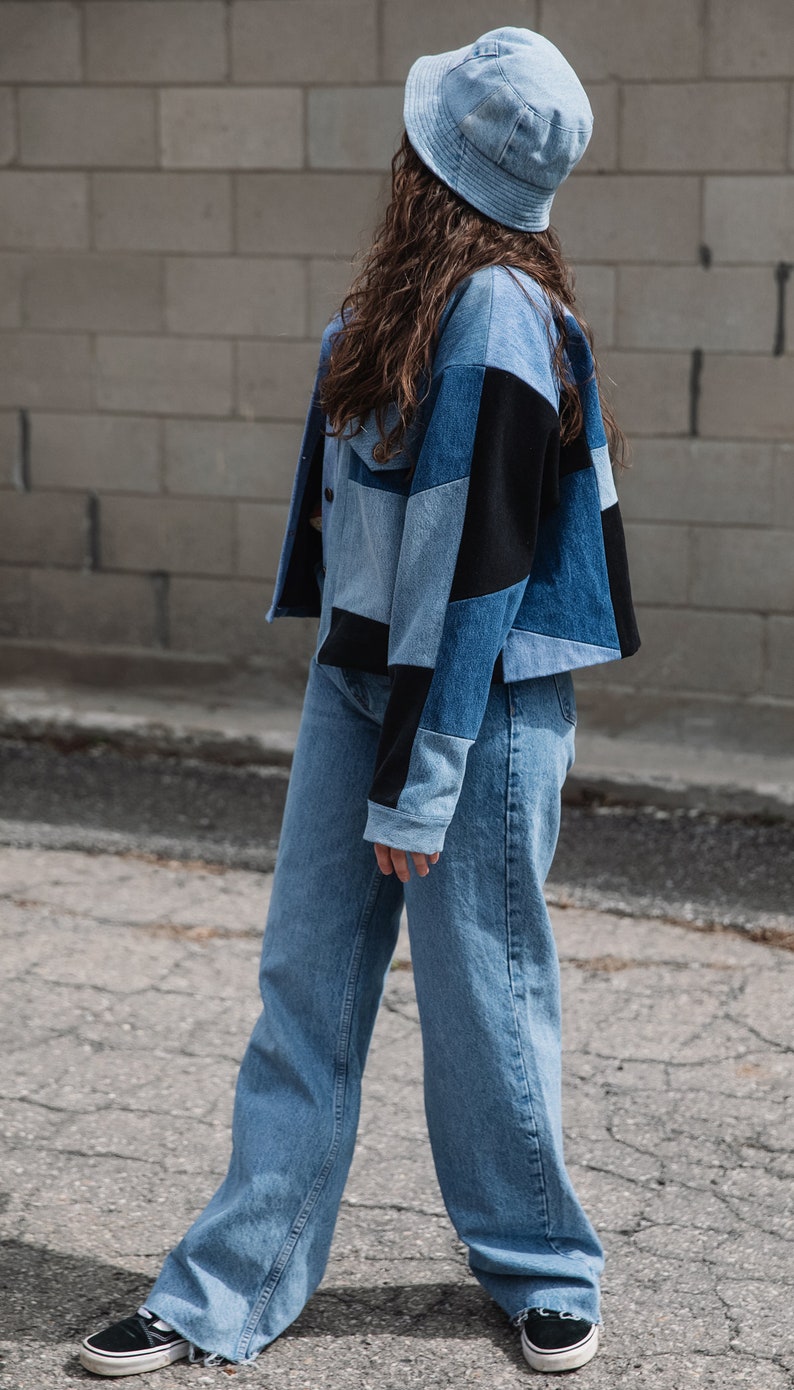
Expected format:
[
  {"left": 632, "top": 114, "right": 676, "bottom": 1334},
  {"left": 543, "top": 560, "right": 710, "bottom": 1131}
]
[{"left": 374, "top": 843, "right": 441, "bottom": 882}]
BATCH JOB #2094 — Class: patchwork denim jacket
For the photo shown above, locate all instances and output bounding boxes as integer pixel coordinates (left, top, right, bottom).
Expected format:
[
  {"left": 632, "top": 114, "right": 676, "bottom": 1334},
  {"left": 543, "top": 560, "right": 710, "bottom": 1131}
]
[{"left": 266, "top": 265, "right": 640, "bottom": 854}]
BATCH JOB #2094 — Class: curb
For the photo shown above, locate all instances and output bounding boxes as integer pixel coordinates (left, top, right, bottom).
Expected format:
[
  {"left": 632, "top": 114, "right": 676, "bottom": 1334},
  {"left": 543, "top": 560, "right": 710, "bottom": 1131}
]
[
  {"left": 0, "top": 708, "right": 295, "bottom": 769},
  {"left": 563, "top": 770, "right": 794, "bottom": 822},
  {"left": 2, "top": 705, "right": 793, "bottom": 823}
]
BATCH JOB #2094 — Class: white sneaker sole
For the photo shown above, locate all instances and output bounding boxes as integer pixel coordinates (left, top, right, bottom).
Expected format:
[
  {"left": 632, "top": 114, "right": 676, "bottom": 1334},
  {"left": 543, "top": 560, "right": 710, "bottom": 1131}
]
[
  {"left": 521, "top": 1321, "right": 599, "bottom": 1373},
  {"left": 79, "top": 1338, "right": 189, "bottom": 1378}
]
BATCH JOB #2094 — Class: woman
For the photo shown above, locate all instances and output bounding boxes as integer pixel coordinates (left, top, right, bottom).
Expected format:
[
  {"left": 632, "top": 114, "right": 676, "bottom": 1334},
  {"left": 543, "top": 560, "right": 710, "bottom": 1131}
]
[{"left": 80, "top": 26, "right": 638, "bottom": 1379}]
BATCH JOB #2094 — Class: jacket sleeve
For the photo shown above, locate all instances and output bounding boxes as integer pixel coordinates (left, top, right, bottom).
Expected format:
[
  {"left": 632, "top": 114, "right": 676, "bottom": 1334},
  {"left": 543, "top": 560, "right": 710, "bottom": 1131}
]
[{"left": 362, "top": 354, "right": 562, "bottom": 855}]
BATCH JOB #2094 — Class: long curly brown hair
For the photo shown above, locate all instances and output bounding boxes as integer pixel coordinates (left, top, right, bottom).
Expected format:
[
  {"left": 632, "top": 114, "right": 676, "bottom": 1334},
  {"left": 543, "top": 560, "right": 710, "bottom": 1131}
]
[{"left": 319, "top": 129, "right": 627, "bottom": 471}]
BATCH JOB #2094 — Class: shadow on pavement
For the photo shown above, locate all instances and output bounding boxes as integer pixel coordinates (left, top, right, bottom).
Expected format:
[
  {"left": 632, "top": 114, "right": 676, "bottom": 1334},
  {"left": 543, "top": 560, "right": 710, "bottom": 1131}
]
[
  {"left": 1, "top": 1232, "right": 150, "bottom": 1342},
  {"left": 2, "top": 1230, "right": 518, "bottom": 1364}
]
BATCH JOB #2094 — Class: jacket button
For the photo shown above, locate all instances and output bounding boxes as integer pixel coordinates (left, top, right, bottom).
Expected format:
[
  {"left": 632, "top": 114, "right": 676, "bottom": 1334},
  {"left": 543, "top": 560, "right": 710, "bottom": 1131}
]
[{"left": 324, "top": 486, "right": 334, "bottom": 502}]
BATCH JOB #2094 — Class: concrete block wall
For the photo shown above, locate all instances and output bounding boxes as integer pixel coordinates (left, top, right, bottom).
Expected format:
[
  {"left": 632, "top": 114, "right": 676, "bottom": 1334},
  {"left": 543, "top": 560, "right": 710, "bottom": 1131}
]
[{"left": 0, "top": 0, "right": 792, "bottom": 702}]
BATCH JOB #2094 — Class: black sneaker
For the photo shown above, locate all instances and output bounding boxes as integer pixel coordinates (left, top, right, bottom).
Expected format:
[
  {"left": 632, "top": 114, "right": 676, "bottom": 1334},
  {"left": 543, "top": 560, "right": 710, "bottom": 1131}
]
[
  {"left": 518, "top": 1307, "right": 599, "bottom": 1373},
  {"left": 79, "top": 1307, "right": 190, "bottom": 1377}
]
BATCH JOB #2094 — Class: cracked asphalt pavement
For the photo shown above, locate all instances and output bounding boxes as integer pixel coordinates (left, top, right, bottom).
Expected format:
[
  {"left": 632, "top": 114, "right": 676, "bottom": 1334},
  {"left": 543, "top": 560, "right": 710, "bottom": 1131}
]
[{"left": 1, "top": 845, "right": 792, "bottom": 1389}]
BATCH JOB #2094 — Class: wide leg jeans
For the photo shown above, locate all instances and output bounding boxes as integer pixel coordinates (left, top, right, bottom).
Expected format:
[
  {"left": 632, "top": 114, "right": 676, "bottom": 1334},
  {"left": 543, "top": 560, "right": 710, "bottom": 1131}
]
[{"left": 145, "top": 654, "right": 605, "bottom": 1363}]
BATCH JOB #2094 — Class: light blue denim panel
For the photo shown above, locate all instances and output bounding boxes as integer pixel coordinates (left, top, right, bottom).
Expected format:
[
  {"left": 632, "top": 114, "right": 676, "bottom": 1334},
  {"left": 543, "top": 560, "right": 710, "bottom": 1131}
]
[
  {"left": 501, "top": 628, "right": 620, "bottom": 681},
  {"left": 434, "top": 265, "right": 560, "bottom": 411},
  {"left": 325, "top": 444, "right": 352, "bottom": 549},
  {"left": 331, "top": 478, "right": 406, "bottom": 626},
  {"left": 393, "top": 725, "right": 474, "bottom": 825},
  {"left": 433, "top": 267, "right": 494, "bottom": 371},
  {"left": 346, "top": 398, "right": 418, "bottom": 473},
  {"left": 387, "top": 475, "right": 469, "bottom": 668},
  {"left": 484, "top": 266, "right": 561, "bottom": 406},
  {"left": 588, "top": 441, "right": 618, "bottom": 511},
  {"left": 514, "top": 468, "right": 619, "bottom": 650}
]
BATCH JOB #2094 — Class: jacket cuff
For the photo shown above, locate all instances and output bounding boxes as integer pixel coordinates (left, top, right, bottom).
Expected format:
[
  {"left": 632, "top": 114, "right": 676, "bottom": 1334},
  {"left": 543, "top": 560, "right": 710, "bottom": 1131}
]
[{"left": 363, "top": 801, "right": 449, "bottom": 856}]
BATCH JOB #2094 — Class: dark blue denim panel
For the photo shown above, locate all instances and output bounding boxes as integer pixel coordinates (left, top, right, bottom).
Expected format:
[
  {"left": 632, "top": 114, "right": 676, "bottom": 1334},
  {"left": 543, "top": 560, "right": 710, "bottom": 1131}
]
[
  {"left": 407, "top": 364, "right": 484, "bottom": 494},
  {"left": 513, "top": 467, "right": 620, "bottom": 651},
  {"left": 420, "top": 582, "right": 528, "bottom": 741}
]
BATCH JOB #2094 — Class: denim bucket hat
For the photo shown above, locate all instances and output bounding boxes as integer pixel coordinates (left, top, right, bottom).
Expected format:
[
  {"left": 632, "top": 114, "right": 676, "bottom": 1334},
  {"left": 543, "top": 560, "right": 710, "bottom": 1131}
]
[{"left": 403, "top": 26, "right": 593, "bottom": 232}]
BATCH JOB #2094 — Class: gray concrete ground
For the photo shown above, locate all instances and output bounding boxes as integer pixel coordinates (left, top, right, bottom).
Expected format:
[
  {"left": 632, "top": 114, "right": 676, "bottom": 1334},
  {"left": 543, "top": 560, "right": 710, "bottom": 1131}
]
[{"left": 1, "top": 845, "right": 793, "bottom": 1389}]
